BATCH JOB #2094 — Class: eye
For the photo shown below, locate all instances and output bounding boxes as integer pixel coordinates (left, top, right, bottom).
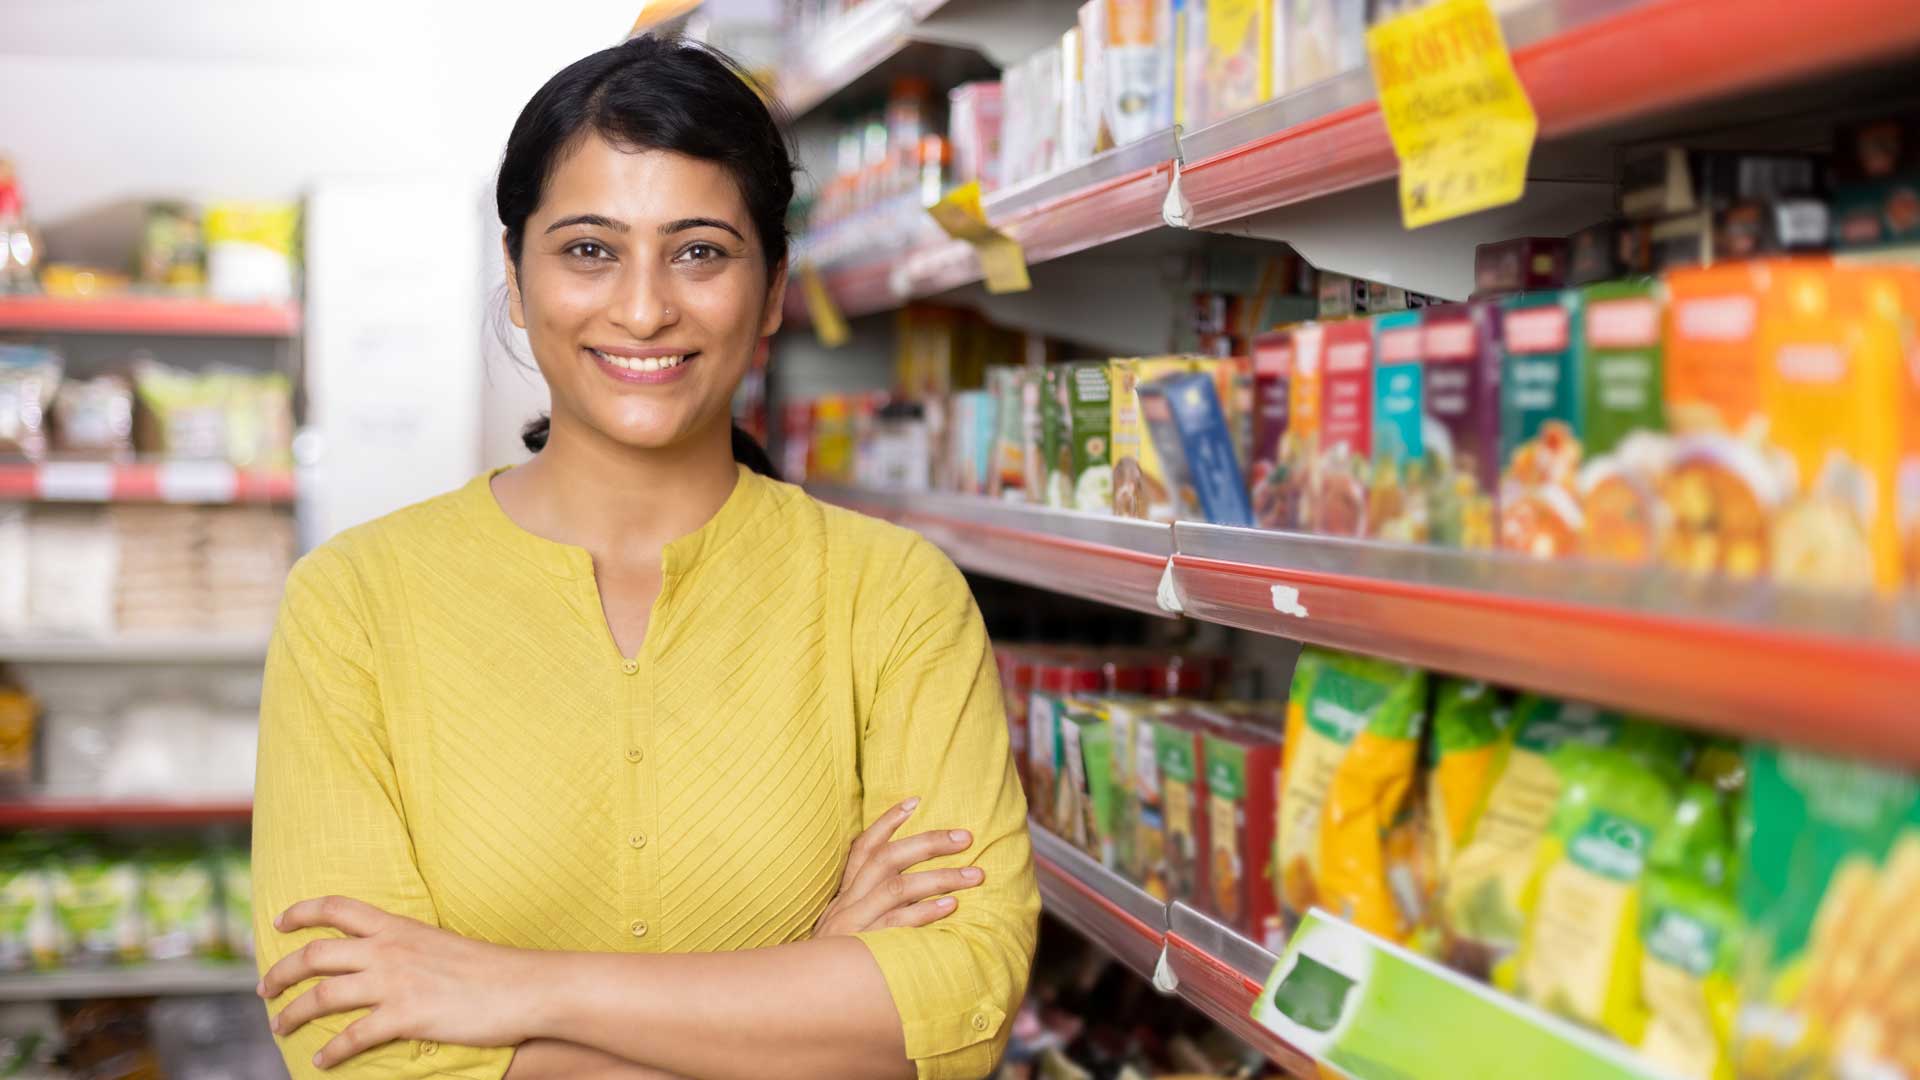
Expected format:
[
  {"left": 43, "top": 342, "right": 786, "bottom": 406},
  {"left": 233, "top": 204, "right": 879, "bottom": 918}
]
[
  {"left": 677, "top": 242, "right": 725, "bottom": 263},
  {"left": 566, "top": 241, "right": 613, "bottom": 261}
]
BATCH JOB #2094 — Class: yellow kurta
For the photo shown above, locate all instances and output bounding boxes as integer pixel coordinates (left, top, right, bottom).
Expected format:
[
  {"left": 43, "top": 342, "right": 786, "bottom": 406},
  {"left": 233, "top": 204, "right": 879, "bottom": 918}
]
[{"left": 252, "top": 465, "right": 1038, "bottom": 1080}]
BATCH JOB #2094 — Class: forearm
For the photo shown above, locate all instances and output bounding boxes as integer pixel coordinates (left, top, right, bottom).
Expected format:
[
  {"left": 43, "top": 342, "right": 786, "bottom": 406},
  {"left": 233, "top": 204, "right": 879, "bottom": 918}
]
[
  {"left": 503, "top": 1039, "right": 690, "bottom": 1080},
  {"left": 519, "top": 937, "right": 913, "bottom": 1080}
]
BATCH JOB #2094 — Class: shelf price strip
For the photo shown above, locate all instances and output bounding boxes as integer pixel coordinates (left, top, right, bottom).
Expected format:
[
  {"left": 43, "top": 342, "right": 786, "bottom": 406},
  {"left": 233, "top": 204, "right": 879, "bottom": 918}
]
[
  {"left": 1366, "top": 0, "right": 1538, "bottom": 229},
  {"left": 1251, "top": 911, "right": 1660, "bottom": 1079}
]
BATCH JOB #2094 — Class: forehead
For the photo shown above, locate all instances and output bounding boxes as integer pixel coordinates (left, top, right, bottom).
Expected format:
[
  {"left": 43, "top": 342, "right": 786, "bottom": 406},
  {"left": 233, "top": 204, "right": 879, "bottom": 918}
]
[{"left": 534, "top": 134, "right": 751, "bottom": 232}]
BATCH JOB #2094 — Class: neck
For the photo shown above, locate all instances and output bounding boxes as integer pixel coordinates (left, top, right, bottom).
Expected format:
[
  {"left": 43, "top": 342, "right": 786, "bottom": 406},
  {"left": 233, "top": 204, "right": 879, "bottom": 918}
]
[{"left": 497, "top": 410, "right": 740, "bottom": 565}]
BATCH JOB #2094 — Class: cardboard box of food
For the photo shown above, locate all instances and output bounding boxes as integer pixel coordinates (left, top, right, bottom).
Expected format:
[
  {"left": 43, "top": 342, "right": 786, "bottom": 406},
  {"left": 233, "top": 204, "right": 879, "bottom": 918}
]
[
  {"left": 1420, "top": 302, "right": 1502, "bottom": 549},
  {"left": 1497, "top": 292, "right": 1584, "bottom": 558}
]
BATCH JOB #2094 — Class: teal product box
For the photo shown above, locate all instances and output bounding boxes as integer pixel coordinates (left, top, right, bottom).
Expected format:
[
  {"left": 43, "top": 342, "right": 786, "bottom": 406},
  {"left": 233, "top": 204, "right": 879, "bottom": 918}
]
[
  {"left": 1371, "top": 311, "right": 1425, "bottom": 465},
  {"left": 1140, "top": 371, "right": 1255, "bottom": 527}
]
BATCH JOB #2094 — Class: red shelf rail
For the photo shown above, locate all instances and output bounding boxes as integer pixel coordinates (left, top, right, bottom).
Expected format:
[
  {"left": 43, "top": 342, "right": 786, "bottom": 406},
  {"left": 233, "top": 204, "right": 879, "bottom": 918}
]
[
  {"left": 0, "top": 295, "right": 302, "bottom": 337},
  {"left": 0, "top": 462, "right": 296, "bottom": 504},
  {"left": 0, "top": 799, "right": 254, "bottom": 828}
]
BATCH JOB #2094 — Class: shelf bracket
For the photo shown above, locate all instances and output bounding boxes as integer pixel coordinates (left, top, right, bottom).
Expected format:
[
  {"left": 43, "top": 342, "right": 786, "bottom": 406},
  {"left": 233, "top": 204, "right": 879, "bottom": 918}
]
[
  {"left": 1151, "top": 945, "right": 1180, "bottom": 994},
  {"left": 1155, "top": 557, "right": 1185, "bottom": 615},
  {"left": 1161, "top": 159, "right": 1193, "bottom": 230}
]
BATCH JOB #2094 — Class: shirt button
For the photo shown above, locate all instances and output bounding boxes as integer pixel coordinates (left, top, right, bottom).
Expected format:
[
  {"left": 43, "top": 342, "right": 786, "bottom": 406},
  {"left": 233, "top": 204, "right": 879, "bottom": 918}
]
[
  {"left": 421, "top": 1041, "right": 439, "bottom": 1056},
  {"left": 625, "top": 747, "right": 644, "bottom": 763},
  {"left": 628, "top": 833, "right": 647, "bottom": 849},
  {"left": 621, "top": 660, "right": 639, "bottom": 675},
  {"left": 629, "top": 919, "right": 649, "bottom": 938},
  {"left": 970, "top": 1013, "right": 989, "bottom": 1032}
]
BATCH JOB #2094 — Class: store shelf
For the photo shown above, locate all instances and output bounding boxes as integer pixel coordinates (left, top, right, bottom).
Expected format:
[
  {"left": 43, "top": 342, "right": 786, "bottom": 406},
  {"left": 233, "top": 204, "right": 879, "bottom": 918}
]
[
  {"left": 1179, "top": 0, "right": 1920, "bottom": 228},
  {"left": 0, "top": 962, "right": 259, "bottom": 1003},
  {"left": 812, "top": 485, "right": 1175, "bottom": 616},
  {"left": 1030, "top": 825, "right": 1166, "bottom": 980},
  {"left": 816, "top": 487, "right": 1920, "bottom": 767},
  {"left": 0, "top": 635, "right": 269, "bottom": 663},
  {"left": 0, "top": 798, "right": 253, "bottom": 828},
  {"left": 0, "top": 461, "right": 295, "bottom": 504},
  {"left": 0, "top": 295, "right": 301, "bottom": 337},
  {"left": 1163, "top": 903, "right": 1315, "bottom": 1076}
]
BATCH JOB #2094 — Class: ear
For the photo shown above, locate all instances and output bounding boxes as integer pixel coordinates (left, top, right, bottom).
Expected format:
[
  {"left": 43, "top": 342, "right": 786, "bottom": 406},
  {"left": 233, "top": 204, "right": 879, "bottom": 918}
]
[
  {"left": 503, "top": 231, "right": 527, "bottom": 330},
  {"left": 758, "top": 257, "right": 789, "bottom": 338}
]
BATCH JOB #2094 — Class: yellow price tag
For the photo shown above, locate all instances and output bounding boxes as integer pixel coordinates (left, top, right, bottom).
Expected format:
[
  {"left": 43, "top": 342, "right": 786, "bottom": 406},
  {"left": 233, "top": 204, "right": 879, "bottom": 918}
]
[
  {"left": 1367, "top": 0, "right": 1537, "bottom": 229},
  {"left": 926, "top": 181, "right": 1032, "bottom": 295},
  {"left": 797, "top": 260, "right": 849, "bottom": 348}
]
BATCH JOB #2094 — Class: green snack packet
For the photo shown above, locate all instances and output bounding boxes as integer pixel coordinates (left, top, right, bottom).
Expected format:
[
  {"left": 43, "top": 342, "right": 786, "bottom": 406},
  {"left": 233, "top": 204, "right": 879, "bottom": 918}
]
[
  {"left": 218, "top": 848, "right": 254, "bottom": 960},
  {"left": 1510, "top": 744, "right": 1678, "bottom": 1043},
  {"left": 0, "top": 839, "right": 61, "bottom": 972},
  {"left": 52, "top": 843, "right": 143, "bottom": 965},
  {"left": 143, "top": 847, "right": 219, "bottom": 961},
  {"left": 1737, "top": 746, "right": 1920, "bottom": 1080},
  {"left": 1427, "top": 679, "right": 1511, "bottom": 879},
  {"left": 1638, "top": 781, "right": 1741, "bottom": 1080}
]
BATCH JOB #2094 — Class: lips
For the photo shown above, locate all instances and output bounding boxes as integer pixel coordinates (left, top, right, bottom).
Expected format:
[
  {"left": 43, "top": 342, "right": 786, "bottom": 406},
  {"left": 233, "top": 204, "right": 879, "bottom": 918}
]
[{"left": 587, "top": 347, "right": 697, "bottom": 384}]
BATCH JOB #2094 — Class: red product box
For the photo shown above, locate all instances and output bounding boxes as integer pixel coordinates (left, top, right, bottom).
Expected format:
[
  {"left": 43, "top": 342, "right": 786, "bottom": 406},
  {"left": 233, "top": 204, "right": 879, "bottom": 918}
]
[
  {"left": 1197, "top": 713, "right": 1286, "bottom": 949},
  {"left": 1312, "top": 319, "right": 1376, "bottom": 536}
]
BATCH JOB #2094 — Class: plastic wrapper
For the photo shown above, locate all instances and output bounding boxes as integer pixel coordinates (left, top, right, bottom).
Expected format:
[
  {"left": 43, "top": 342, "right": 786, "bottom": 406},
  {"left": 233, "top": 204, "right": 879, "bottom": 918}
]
[
  {"left": 1638, "top": 778, "right": 1742, "bottom": 1080},
  {"left": 0, "top": 345, "right": 61, "bottom": 459},
  {"left": 25, "top": 509, "right": 116, "bottom": 638},
  {"left": 0, "top": 839, "right": 63, "bottom": 972},
  {"left": 142, "top": 849, "right": 218, "bottom": 962},
  {"left": 51, "top": 375, "right": 135, "bottom": 459},
  {"left": 49, "top": 843, "right": 143, "bottom": 966}
]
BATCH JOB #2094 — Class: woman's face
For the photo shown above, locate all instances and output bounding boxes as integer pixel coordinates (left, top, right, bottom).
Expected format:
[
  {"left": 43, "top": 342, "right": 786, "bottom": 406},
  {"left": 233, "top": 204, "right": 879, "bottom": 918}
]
[{"left": 507, "top": 135, "right": 785, "bottom": 454}]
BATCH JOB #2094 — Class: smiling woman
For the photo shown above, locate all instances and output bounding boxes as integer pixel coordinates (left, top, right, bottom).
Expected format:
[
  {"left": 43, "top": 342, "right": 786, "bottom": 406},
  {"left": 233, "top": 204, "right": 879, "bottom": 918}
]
[{"left": 249, "top": 34, "right": 1037, "bottom": 1080}]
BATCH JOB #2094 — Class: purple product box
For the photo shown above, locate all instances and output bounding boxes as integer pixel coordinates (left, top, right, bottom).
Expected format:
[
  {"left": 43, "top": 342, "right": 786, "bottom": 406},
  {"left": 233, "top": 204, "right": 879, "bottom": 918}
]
[{"left": 1418, "top": 302, "right": 1502, "bottom": 549}]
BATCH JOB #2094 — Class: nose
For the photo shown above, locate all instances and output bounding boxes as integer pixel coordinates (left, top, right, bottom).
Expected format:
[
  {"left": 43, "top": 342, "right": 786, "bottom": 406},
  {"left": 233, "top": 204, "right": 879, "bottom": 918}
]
[{"left": 607, "top": 263, "right": 680, "bottom": 338}]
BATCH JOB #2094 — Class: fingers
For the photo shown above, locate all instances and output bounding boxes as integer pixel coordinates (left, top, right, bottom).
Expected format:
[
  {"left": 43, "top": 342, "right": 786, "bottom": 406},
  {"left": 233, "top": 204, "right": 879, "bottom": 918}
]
[
  {"left": 841, "top": 798, "right": 920, "bottom": 889},
  {"left": 259, "top": 936, "right": 371, "bottom": 1000},
  {"left": 275, "top": 895, "right": 389, "bottom": 939},
  {"left": 271, "top": 973, "right": 379, "bottom": 1038},
  {"left": 850, "top": 827, "right": 973, "bottom": 898},
  {"left": 843, "top": 865, "right": 987, "bottom": 932},
  {"left": 878, "top": 896, "right": 960, "bottom": 930},
  {"left": 313, "top": 1012, "right": 402, "bottom": 1070}
]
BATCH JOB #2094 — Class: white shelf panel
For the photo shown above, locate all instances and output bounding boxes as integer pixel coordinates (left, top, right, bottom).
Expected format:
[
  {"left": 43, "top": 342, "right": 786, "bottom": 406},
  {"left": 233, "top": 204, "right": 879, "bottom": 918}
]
[
  {"left": 0, "top": 635, "right": 270, "bottom": 663},
  {"left": 0, "top": 962, "right": 258, "bottom": 1002}
]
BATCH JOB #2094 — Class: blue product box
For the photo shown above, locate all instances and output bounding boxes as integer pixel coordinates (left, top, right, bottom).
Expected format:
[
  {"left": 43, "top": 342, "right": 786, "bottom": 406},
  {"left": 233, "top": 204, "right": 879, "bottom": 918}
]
[{"left": 1139, "top": 371, "right": 1254, "bottom": 527}]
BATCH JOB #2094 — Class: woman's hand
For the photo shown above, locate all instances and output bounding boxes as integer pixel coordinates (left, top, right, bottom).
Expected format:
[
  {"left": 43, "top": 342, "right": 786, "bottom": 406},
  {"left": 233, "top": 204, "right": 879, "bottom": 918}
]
[
  {"left": 813, "top": 797, "right": 986, "bottom": 938},
  {"left": 259, "top": 895, "right": 534, "bottom": 1068}
]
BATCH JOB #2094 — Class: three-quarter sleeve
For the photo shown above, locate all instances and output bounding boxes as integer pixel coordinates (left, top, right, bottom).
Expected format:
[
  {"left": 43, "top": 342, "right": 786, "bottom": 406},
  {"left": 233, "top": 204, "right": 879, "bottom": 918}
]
[
  {"left": 850, "top": 537, "right": 1040, "bottom": 1080},
  {"left": 252, "top": 544, "right": 515, "bottom": 1080}
]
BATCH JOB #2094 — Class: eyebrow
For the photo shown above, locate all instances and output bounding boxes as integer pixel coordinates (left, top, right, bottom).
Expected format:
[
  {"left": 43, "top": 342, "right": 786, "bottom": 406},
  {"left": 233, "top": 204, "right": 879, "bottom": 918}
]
[
  {"left": 545, "top": 214, "right": 629, "bottom": 234},
  {"left": 660, "top": 217, "right": 745, "bottom": 241}
]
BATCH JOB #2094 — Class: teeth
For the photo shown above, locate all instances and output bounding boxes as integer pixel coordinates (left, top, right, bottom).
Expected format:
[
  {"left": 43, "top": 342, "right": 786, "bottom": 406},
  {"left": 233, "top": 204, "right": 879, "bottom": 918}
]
[{"left": 594, "top": 349, "right": 687, "bottom": 373}]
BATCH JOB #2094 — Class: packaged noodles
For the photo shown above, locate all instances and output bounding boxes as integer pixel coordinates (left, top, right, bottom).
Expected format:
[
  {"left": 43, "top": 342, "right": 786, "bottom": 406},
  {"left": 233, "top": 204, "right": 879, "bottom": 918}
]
[
  {"left": 1278, "top": 649, "right": 1427, "bottom": 942},
  {"left": 1737, "top": 746, "right": 1920, "bottom": 1080}
]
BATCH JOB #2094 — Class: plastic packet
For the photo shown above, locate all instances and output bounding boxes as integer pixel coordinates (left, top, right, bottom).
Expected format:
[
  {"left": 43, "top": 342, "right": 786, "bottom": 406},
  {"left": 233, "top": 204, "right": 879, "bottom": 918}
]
[
  {"left": 1279, "top": 648, "right": 1428, "bottom": 942},
  {"left": 217, "top": 848, "right": 252, "bottom": 960},
  {"left": 1637, "top": 779, "right": 1741, "bottom": 1080},
  {"left": 0, "top": 839, "right": 61, "bottom": 972},
  {"left": 142, "top": 847, "right": 218, "bottom": 961},
  {"left": 1509, "top": 742, "right": 1682, "bottom": 1041},
  {"left": 50, "top": 375, "right": 134, "bottom": 459},
  {"left": 1426, "top": 679, "right": 1510, "bottom": 881},
  {"left": 49, "top": 842, "right": 142, "bottom": 966},
  {"left": 0, "top": 346, "right": 61, "bottom": 459}
]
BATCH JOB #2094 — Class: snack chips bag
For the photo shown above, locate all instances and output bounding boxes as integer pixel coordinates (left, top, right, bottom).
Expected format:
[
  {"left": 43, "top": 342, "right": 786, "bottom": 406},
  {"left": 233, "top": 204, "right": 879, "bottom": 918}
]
[
  {"left": 1426, "top": 679, "right": 1510, "bottom": 881},
  {"left": 1738, "top": 746, "right": 1920, "bottom": 1080},
  {"left": 1278, "top": 648, "right": 1427, "bottom": 942},
  {"left": 1638, "top": 780, "right": 1742, "bottom": 1080},
  {"left": 1511, "top": 743, "right": 1681, "bottom": 1042},
  {"left": 143, "top": 847, "right": 218, "bottom": 961}
]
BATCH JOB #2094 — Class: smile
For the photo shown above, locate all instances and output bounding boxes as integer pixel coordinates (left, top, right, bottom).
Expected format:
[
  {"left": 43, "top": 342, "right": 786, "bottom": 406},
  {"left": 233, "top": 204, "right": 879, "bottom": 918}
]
[{"left": 588, "top": 347, "right": 697, "bottom": 383}]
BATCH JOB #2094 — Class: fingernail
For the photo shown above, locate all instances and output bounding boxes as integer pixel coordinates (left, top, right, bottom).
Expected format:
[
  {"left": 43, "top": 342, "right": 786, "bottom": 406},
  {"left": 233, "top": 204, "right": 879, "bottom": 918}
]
[
  {"left": 962, "top": 867, "right": 984, "bottom": 883},
  {"left": 902, "top": 797, "right": 920, "bottom": 813},
  {"left": 255, "top": 981, "right": 265, "bottom": 997},
  {"left": 936, "top": 897, "right": 956, "bottom": 909},
  {"left": 949, "top": 830, "right": 971, "bottom": 844},
  {"left": 313, "top": 1054, "right": 324, "bottom": 1068}
]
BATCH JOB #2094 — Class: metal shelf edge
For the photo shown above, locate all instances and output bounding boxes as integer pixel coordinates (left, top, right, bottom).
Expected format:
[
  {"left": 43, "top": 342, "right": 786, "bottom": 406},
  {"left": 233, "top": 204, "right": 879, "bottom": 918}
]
[{"left": 0, "top": 963, "right": 259, "bottom": 1002}]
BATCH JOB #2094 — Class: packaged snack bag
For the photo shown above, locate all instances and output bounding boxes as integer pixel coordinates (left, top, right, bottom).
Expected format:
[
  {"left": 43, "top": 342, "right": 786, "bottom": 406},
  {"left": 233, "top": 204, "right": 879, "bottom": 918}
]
[
  {"left": 0, "top": 839, "right": 61, "bottom": 971},
  {"left": 218, "top": 847, "right": 253, "bottom": 960},
  {"left": 1510, "top": 744, "right": 1680, "bottom": 1042},
  {"left": 1110, "top": 356, "right": 1200, "bottom": 520},
  {"left": 1659, "top": 261, "right": 1783, "bottom": 580},
  {"left": 1575, "top": 280, "right": 1670, "bottom": 563},
  {"left": 1202, "top": 718, "right": 1286, "bottom": 949},
  {"left": 1638, "top": 780, "right": 1742, "bottom": 1080},
  {"left": 1426, "top": 679, "right": 1509, "bottom": 882},
  {"left": 1498, "top": 292, "right": 1585, "bottom": 557},
  {"left": 1738, "top": 746, "right": 1920, "bottom": 1080},
  {"left": 1420, "top": 302, "right": 1502, "bottom": 548},
  {"left": 51, "top": 843, "right": 143, "bottom": 965},
  {"left": 1278, "top": 648, "right": 1427, "bottom": 942},
  {"left": 1139, "top": 371, "right": 1254, "bottom": 526},
  {"left": 1369, "top": 311, "right": 1427, "bottom": 542},
  {"left": 1154, "top": 712, "right": 1216, "bottom": 907},
  {"left": 142, "top": 847, "right": 218, "bottom": 961},
  {"left": 1312, "top": 320, "right": 1375, "bottom": 536},
  {"left": 1441, "top": 699, "right": 1680, "bottom": 977},
  {"left": 1201, "top": 0, "right": 1272, "bottom": 127},
  {"left": 1759, "top": 263, "right": 1920, "bottom": 592}
]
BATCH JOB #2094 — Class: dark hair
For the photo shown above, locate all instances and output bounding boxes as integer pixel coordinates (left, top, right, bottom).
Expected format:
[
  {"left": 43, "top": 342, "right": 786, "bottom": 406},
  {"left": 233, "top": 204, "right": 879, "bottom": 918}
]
[{"left": 498, "top": 34, "right": 792, "bottom": 477}]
